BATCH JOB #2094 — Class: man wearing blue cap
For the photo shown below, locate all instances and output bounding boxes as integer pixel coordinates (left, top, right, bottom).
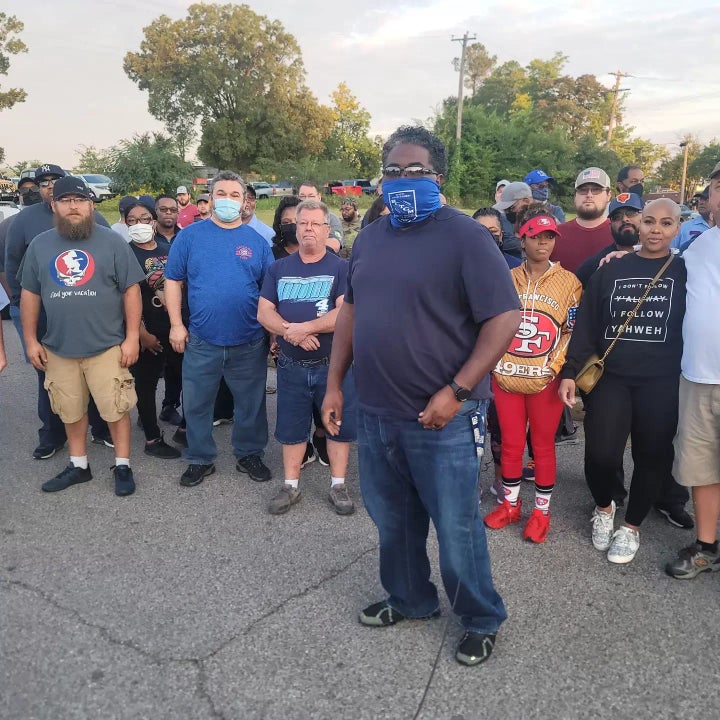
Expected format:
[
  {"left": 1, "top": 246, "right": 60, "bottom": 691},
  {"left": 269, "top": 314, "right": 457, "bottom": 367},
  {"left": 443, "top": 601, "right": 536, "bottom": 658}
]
[{"left": 524, "top": 169, "right": 565, "bottom": 223}]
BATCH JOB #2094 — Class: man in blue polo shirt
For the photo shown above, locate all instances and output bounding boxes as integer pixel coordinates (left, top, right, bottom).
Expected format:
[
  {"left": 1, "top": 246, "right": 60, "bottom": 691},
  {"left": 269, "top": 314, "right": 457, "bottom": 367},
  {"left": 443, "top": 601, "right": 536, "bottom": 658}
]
[
  {"left": 672, "top": 186, "right": 713, "bottom": 252},
  {"left": 322, "top": 126, "right": 521, "bottom": 667},
  {"left": 165, "top": 171, "right": 274, "bottom": 487}
]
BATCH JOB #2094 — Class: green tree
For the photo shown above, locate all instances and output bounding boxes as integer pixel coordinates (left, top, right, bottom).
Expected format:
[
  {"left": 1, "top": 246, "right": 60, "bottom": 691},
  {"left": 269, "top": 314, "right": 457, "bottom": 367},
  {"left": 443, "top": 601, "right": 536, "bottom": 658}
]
[
  {"left": 653, "top": 137, "right": 703, "bottom": 191},
  {"left": 7, "top": 159, "right": 43, "bottom": 175},
  {"left": 124, "top": 3, "right": 333, "bottom": 171},
  {"left": 688, "top": 141, "right": 720, "bottom": 181},
  {"left": 0, "top": 13, "right": 27, "bottom": 112},
  {"left": 324, "top": 82, "right": 381, "bottom": 177},
  {"left": 107, "top": 133, "right": 193, "bottom": 195},
  {"left": 452, "top": 43, "right": 497, "bottom": 96},
  {"left": 73, "top": 145, "right": 113, "bottom": 175}
]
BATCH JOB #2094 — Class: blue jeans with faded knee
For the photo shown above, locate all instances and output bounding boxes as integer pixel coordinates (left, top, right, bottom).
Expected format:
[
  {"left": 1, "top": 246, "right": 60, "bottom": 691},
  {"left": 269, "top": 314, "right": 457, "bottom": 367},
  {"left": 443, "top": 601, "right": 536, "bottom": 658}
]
[{"left": 358, "top": 400, "right": 506, "bottom": 634}]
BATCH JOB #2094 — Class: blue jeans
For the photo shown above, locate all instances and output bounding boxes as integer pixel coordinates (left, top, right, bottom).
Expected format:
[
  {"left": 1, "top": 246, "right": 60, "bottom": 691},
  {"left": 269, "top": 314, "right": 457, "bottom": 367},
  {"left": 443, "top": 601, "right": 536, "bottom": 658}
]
[
  {"left": 358, "top": 400, "right": 506, "bottom": 634},
  {"left": 182, "top": 332, "right": 269, "bottom": 464},
  {"left": 275, "top": 354, "right": 357, "bottom": 444}
]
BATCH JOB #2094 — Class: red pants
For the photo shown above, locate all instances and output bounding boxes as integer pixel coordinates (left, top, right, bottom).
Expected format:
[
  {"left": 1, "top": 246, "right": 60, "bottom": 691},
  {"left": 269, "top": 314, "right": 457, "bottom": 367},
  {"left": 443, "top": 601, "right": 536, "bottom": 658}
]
[{"left": 491, "top": 377, "right": 564, "bottom": 487}]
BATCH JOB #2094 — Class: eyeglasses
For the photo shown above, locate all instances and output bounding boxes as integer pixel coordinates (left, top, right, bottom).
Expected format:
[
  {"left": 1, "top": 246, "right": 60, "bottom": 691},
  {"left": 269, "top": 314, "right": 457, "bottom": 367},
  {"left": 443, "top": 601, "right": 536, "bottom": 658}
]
[
  {"left": 126, "top": 215, "right": 154, "bottom": 225},
  {"left": 610, "top": 209, "right": 640, "bottom": 221},
  {"left": 156, "top": 206, "right": 178, "bottom": 214},
  {"left": 576, "top": 185, "right": 608, "bottom": 196},
  {"left": 297, "top": 220, "right": 329, "bottom": 230},
  {"left": 39, "top": 179, "right": 59, "bottom": 188},
  {"left": 382, "top": 164, "right": 438, "bottom": 179},
  {"left": 55, "top": 196, "right": 91, "bottom": 205}
]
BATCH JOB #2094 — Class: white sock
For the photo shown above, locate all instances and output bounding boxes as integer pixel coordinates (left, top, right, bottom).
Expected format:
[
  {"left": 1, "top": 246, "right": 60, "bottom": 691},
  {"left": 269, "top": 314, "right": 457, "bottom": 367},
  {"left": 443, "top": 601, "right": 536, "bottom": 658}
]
[
  {"left": 534, "top": 484, "right": 553, "bottom": 514},
  {"left": 331, "top": 476, "right": 345, "bottom": 488},
  {"left": 503, "top": 480, "right": 521, "bottom": 505},
  {"left": 70, "top": 455, "right": 88, "bottom": 469},
  {"left": 115, "top": 457, "right": 130, "bottom": 467},
  {"left": 285, "top": 479, "right": 299, "bottom": 489}
]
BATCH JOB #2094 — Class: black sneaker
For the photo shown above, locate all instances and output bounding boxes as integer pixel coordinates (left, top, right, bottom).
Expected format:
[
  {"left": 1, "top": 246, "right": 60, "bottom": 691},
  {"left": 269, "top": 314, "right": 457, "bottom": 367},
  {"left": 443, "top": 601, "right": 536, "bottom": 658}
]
[
  {"left": 313, "top": 432, "right": 329, "bottom": 466},
  {"left": 359, "top": 600, "right": 440, "bottom": 627},
  {"left": 236, "top": 454, "right": 271, "bottom": 482},
  {"left": 33, "top": 442, "right": 65, "bottom": 460},
  {"left": 656, "top": 505, "right": 694, "bottom": 529},
  {"left": 456, "top": 631, "right": 497, "bottom": 666},
  {"left": 301, "top": 442, "right": 316, "bottom": 468},
  {"left": 180, "top": 463, "right": 215, "bottom": 487},
  {"left": 159, "top": 404, "right": 183, "bottom": 425},
  {"left": 41, "top": 464, "right": 92, "bottom": 492},
  {"left": 172, "top": 427, "right": 188, "bottom": 447},
  {"left": 144, "top": 436, "right": 182, "bottom": 459},
  {"left": 91, "top": 432, "right": 114, "bottom": 448},
  {"left": 113, "top": 465, "right": 136, "bottom": 496}
]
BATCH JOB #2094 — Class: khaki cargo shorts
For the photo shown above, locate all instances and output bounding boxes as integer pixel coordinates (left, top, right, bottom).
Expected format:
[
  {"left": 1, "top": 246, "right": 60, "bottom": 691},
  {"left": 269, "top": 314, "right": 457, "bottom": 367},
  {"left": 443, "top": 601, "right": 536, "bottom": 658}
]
[
  {"left": 44, "top": 346, "right": 137, "bottom": 424},
  {"left": 673, "top": 375, "right": 720, "bottom": 488}
]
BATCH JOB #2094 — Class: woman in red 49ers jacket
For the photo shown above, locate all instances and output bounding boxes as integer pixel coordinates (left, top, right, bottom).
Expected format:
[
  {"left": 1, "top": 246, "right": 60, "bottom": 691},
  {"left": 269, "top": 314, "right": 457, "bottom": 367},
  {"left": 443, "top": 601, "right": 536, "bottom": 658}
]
[{"left": 485, "top": 211, "right": 582, "bottom": 543}]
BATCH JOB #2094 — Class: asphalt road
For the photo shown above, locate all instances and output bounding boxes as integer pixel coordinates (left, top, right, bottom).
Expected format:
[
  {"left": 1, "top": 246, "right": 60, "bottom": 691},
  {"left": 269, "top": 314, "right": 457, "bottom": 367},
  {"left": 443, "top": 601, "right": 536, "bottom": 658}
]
[{"left": 1, "top": 320, "right": 718, "bottom": 720}]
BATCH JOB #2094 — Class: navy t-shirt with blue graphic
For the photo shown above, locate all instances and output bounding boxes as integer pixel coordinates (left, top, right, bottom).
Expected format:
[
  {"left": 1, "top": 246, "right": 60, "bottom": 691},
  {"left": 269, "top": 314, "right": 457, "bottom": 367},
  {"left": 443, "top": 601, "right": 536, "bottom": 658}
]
[{"left": 261, "top": 251, "right": 348, "bottom": 361}]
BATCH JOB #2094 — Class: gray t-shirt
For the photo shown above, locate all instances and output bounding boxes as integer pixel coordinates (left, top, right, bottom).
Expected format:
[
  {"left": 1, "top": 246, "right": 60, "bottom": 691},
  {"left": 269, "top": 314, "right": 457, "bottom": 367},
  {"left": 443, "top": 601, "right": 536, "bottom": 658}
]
[{"left": 20, "top": 225, "right": 145, "bottom": 358}]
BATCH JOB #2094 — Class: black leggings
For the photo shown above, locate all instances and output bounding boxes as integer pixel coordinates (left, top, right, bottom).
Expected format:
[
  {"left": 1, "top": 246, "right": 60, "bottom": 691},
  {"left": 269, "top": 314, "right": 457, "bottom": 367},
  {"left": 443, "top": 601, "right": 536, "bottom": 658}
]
[
  {"left": 131, "top": 345, "right": 168, "bottom": 441},
  {"left": 584, "top": 372, "right": 679, "bottom": 526}
]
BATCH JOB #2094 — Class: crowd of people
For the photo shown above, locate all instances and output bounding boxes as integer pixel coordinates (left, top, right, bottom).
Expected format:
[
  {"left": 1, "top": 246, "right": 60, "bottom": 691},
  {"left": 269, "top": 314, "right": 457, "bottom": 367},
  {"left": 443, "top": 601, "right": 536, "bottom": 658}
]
[{"left": 1, "top": 126, "right": 719, "bottom": 668}]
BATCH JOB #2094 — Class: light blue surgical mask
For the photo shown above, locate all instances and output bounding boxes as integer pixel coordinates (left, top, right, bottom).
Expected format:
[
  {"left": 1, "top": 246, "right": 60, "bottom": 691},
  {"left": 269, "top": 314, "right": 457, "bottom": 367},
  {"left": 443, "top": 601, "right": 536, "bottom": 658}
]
[
  {"left": 382, "top": 178, "right": 442, "bottom": 228},
  {"left": 213, "top": 198, "right": 242, "bottom": 223}
]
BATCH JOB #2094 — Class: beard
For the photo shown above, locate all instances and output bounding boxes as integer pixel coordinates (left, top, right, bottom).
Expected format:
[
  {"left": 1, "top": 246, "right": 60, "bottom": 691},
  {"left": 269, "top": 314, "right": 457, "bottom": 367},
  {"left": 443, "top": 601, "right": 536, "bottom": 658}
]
[
  {"left": 611, "top": 224, "right": 639, "bottom": 248},
  {"left": 576, "top": 205, "right": 605, "bottom": 221},
  {"left": 55, "top": 212, "right": 94, "bottom": 240}
]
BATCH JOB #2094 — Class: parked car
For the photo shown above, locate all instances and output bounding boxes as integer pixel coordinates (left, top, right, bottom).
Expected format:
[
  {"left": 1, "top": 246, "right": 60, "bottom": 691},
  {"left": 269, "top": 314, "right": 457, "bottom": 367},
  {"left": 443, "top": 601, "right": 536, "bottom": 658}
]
[
  {"left": 679, "top": 204, "right": 692, "bottom": 222},
  {"left": 326, "top": 181, "right": 362, "bottom": 197},
  {"left": 248, "top": 181, "right": 273, "bottom": 199},
  {"left": 0, "top": 175, "right": 16, "bottom": 202},
  {"left": 271, "top": 181, "right": 294, "bottom": 198},
  {"left": 76, "top": 174, "right": 114, "bottom": 202},
  {"left": 344, "top": 179, "right": 376, "bottom": 195}
]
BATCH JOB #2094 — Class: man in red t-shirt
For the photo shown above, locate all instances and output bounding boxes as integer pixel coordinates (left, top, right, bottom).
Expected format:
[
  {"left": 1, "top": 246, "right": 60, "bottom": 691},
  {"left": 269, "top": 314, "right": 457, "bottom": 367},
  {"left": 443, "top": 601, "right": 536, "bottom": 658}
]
[
  {"left": 176, "top": 185, "right": 199, "bottom": 228},
  {"left": 551, "top": 167, "right": 613, "bottom": 273}
]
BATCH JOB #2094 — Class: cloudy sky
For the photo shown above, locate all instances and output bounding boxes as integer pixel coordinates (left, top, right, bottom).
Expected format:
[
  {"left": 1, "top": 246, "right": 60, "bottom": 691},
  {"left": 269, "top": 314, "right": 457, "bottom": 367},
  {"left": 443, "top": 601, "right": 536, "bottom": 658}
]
[{"left": 1, "top": 0, "right": 718, "bottom": 170}]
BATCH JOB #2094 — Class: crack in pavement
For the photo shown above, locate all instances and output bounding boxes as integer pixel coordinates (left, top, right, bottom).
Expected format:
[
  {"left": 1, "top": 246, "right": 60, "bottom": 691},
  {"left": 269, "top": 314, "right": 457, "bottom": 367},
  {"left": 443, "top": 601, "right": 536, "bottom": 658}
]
[{"left": 1, "top": 543, "right": 378, "bottom": 718}]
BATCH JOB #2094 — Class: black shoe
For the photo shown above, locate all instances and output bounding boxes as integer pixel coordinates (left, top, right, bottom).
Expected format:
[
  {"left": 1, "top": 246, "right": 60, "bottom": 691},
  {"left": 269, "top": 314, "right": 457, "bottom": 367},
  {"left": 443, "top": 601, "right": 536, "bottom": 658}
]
[
  {"left": 180, "top": 463, "right": 215, "bottom": 487},
  {"left": 656, "top": 504, "right": 694, "bottom": 529},
  {"left": 91, "top": 432, "right": 114, "bottom": 448},
  {"left": 555, "top": 428, "right": 580, "bottom": 446},
  {"left": 42, "top": 464, "right": 92, "bottom": 492},
  {"left": 113, "top": 465, "right": 136, "bottom": 496},
  {"left": 301, "top": 442, "right": 316, "bottom": 468},
  {"left": 144, "top": 436, "right": 182, "bottom": 459},
  {"left": 359, "top": 600, "right": 440, "bottom": 627},
  {"left": 33, "top": 442, "right": 65, "bottom": 460},
  {"left": 456, "top": 631, "right": 497, "bottom": 666},
  {"left": 236, "top": 454, "right": 271, "bottom": 482},
  {"left": 313, "top": 432, "right": 329, "bottom": 466},
  {"left": 172, "top": 427, "right": 188, "bottom": 448},
  {"left": 159, "top": 405, "right": 183, "bottom": 425}
]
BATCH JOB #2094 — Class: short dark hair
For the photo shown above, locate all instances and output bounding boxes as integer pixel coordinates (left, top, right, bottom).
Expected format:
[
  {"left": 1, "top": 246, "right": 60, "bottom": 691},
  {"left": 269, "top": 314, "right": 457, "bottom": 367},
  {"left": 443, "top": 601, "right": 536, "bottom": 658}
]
[
  {"left": 155, "top": 193, "right": 176, "bottom": 206},
  {"left": 245, "top": 185, "right": 257, "bottom": 199},
  {"left": 472, "top": 207, "right": 503, "bottom": 222},
  {"left": 617, "top": 165, "right": 642, "bottom": 183},
  {"left": 382, "top": 125, "right": 447, "bottom": 176},
  {"left": 272, "top": 195, "right": 302, "bottom": 245},
  {"left": 298, "top": 180, "right": 320, "bottom": 193},
  {"left": 365, "top": 195, "right": 387, "bottom": 225},
  {"left": 515, "top": 202, "right": 554, "bottom": 233}
]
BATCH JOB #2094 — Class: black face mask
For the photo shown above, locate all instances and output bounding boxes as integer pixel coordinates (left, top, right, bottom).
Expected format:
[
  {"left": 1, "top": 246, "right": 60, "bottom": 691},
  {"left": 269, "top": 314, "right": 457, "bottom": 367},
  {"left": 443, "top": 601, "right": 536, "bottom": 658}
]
[
  {"left": 505, "top": 210, "right": 517, "bottom": 224},
  {"left": 629, "top": 184, "right": 644, "bottom": 198},
  {"left": 279, "top": 223, "right": 297, "bottom": 246}
]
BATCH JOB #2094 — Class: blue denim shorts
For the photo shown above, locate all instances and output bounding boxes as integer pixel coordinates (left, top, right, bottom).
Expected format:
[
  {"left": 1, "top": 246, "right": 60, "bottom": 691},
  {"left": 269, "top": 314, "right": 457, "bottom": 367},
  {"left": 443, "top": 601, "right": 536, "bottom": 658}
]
[{"left": 275, "top": 354, "right": 357, "bottom": 444}]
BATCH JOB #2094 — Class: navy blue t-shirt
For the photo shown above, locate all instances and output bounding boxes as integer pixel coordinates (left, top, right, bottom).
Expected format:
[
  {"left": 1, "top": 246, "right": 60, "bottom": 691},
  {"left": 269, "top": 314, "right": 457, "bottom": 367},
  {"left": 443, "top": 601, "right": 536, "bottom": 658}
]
[
  {"left": 346, "top": 206, "right": 520, "bottom": 419},
  {"left": 165, "top": 220, "right": 273, "bottom": 346},
  {"left": 261, "top": 251, "right": 348, "bottom": 360}
]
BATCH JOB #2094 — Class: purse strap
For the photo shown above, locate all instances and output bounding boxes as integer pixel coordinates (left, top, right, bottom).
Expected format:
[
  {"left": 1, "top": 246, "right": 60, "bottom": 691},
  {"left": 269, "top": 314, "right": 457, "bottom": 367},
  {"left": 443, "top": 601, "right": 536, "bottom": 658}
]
[{"left": 598, "top": 254, "right": 674, "bottom": 363}]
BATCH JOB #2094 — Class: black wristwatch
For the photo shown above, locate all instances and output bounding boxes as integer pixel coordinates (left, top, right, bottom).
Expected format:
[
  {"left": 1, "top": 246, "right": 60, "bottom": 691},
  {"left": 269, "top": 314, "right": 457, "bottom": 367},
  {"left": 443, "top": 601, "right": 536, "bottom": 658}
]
[{"left": 449, "top": 380, "right": 471, "bottom": 402}]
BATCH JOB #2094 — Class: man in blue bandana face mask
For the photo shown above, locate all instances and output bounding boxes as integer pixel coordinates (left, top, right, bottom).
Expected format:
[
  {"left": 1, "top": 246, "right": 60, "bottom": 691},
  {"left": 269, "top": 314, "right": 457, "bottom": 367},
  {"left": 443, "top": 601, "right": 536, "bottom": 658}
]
[
  {"left": 322, "top": 125, "right": 521, "bottom": 667},
  {"left": 524, "top": 169, "right": 566, "bottom": 223},
  {"left": 164, "top": 170, "right": 275, "bottom": 489}
]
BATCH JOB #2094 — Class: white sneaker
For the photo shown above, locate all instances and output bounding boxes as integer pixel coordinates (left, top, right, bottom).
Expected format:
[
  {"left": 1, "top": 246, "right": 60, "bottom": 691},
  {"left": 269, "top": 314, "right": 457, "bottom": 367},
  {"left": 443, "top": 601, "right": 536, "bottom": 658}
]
[
  {"left": 607, "top": 526, "right": 640, "bottom": 564},
  {"left": 591, "top": 500, "right": 616, "bottom": 551}
]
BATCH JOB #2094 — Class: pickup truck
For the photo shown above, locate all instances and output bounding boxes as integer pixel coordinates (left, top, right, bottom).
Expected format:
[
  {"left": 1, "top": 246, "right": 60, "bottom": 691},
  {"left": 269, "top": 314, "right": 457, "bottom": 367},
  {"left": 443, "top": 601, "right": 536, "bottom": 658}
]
[
  {"left": 248, "top": 181, "right": 273, "bottom": 199},
  {"left": 344, "top": 179, "right": 376, "bottom": 195}
]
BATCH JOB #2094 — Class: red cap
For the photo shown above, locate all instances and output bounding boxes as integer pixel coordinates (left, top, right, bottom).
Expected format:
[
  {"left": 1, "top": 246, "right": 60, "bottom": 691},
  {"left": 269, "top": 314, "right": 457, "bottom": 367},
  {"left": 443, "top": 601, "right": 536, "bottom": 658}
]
[{"left": 519, "top": 215, "right": 561, "bottom": 238}]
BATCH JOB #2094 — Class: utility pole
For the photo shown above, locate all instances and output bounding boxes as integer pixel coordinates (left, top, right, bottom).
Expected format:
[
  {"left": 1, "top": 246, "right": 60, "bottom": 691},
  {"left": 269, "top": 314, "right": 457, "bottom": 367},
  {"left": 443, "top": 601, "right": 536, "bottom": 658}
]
[
  {"left": 607, "top": 70, "right": 631, "bottom": 144},
  {"left": 679, "top": 141, "right": 690, "bottom": 206},
  {"left": 452, "top": 32, "right": 476, "bottom": 141}
]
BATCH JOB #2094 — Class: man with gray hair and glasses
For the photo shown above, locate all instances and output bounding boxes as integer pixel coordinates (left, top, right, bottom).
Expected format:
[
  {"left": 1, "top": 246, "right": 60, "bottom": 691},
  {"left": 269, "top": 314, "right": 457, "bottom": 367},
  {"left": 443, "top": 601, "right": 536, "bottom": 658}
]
[{"left": 165, "top": 171, "right": 274, "bottom": 488}]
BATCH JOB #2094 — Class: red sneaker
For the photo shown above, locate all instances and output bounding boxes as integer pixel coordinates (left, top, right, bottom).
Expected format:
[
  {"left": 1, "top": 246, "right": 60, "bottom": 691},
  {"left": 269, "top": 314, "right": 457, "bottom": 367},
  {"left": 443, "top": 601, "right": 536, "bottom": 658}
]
[
  {"left": 484, "top": 498, "right": 522, "bottom": 529},
  {"left": 523, "top": 508, "right": 550, "bottom": 543}
]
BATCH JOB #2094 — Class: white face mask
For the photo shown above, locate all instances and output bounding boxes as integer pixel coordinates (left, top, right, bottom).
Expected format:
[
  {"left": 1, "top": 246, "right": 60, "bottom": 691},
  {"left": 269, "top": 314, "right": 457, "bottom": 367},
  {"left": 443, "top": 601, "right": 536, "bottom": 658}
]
[{"left": 128, "top": 223, "right": 155, "bottom": 245}]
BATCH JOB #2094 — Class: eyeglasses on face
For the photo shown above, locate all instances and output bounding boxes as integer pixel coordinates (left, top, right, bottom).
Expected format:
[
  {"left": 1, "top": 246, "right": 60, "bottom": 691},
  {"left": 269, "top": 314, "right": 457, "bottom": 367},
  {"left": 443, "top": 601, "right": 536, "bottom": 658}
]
[
  {"left": 297, "top": 220, "right": 329, "bottom": 230},
  {"left": 576, "top": 185, "right": 607, "bottom": 196},
  {"left": 126, "top": 215, "right": 154, "bottom": 225},
  {"left": 55, "top": 196, "right": 91, "bottom": 205},
  {"left": 156, "top": 206, "right": 178, "bottom": 213},
  {"left": 382, "top": 164, "right": 438, "bottom": 179}
]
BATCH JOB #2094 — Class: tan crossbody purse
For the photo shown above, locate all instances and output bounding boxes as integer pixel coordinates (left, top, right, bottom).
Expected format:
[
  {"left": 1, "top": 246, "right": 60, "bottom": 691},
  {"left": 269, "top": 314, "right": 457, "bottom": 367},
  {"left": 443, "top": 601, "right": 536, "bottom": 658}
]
[{"left": 575, "top": 254, "right": 674, "bottom": 394}]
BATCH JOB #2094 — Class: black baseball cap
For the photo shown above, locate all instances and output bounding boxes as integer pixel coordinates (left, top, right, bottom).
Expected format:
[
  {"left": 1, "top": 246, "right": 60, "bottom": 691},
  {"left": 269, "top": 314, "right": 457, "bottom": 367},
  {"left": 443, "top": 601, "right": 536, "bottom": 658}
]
[
  {"left": 18, "top": 176, "right": 38, "bottom": 188},
  {"left": 118, "top": 195, "right": 138, "bottom": 216},
  {"left": 35, "top": 164, "right": 66, "bottom": 181},
  {"left": 53, "top": 176, "right": 92, "bottom": 200}
]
